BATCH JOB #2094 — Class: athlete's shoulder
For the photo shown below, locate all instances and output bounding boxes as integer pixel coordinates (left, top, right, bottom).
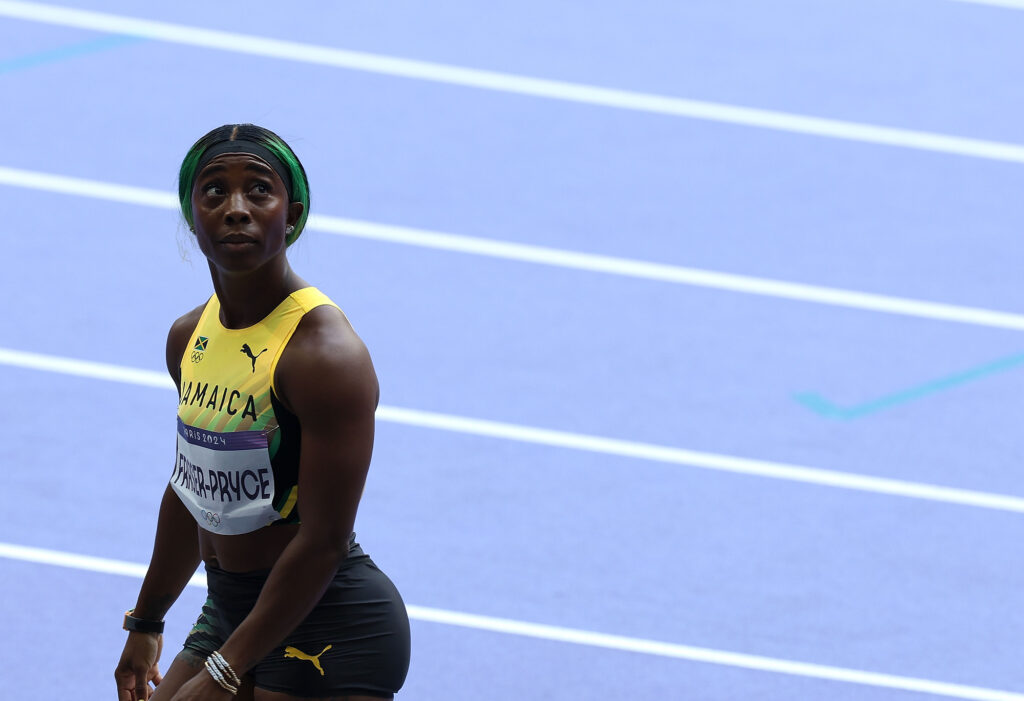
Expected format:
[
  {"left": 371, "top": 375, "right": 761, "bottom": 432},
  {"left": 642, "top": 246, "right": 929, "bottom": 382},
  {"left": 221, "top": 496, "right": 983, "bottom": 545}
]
[
  {"left": 166, "top": 300, "right": 212, "bottom": 385},
  {"left": 284, "top": 287, "right": 358, "bottom": 349},
  {"left": 276, "top": 299, "right": 378, "bottom": 415},
  {"left": 291, "top": 303, "right": 370, "bottom": 373},
  {"left": 289, "top": 286, "right": 341, "bottom": 314}
]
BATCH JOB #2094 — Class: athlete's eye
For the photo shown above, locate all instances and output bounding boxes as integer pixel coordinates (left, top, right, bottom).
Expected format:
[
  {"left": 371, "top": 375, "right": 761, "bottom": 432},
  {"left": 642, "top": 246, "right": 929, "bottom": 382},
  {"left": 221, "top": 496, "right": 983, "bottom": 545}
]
[
  {"left": 202, "top": 184, "right": 224, "bottom": 197},
  {"left": 251, "top": 182, "right": 270, "bottom": 195}
]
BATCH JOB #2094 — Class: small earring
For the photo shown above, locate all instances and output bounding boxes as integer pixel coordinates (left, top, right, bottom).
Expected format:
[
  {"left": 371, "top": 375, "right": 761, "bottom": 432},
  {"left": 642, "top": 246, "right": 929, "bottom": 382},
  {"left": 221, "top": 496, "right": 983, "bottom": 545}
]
[{"left": 285, "top": 225, "right": 295, "bottom": 235}]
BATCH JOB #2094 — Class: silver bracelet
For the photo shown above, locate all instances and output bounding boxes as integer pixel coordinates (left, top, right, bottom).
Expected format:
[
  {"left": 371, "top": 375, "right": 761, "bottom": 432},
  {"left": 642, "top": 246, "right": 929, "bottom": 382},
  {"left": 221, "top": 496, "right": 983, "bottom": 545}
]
[
  {"left": 209, "top": 650, "right": 242, "bottom": 688},
  {"left": 204, "top": 658, "right": 238, "bottom": 695}
]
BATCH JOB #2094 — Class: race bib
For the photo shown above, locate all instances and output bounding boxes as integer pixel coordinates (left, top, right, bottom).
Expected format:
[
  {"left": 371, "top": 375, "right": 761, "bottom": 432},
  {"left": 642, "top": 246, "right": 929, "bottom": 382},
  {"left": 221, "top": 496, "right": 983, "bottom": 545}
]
[{"left": 171, "top": 418, "right": 282, "bottom": 534}]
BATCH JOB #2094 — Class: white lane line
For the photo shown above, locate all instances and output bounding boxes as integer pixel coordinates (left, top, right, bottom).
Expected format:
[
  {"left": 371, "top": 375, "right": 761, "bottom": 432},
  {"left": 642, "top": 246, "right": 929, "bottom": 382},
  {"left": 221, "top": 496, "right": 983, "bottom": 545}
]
[
  {"left": 3, "top": 345, "right": 1024, "bottom": 514},
  {"left": 2, "top": 542, "right": 1022, "bottom": 701},
  {"left": 0, "top": 346, "right": 174, "bottom": 388},
  {"left": 318, "top": 216, "right": 1024, "bottom": 330},
  {"left": 0, "top": 541, "right": 207, "bottom": 588},
  {"left": 2, "top": 2, "right": 1024, "bottom": 163},
  {"left": 3, "top": 165, "right": 1024, "bottom": 331},
  {"left": 949, "top": 0, "right": 1024, "bottom": 9},
  {"left": 0, "top": 165, "right": 178, "bottom": 209}
]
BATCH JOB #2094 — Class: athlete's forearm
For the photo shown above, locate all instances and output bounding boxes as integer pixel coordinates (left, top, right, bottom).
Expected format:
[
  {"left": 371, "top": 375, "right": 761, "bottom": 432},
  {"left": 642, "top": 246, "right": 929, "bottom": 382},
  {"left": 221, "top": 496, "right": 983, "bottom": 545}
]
[
  {"left": 132, "top": 484, "right": 202, "bottom": 620},
  {"left": 215, "top": 529, "right": 348, "bottom": 672}
]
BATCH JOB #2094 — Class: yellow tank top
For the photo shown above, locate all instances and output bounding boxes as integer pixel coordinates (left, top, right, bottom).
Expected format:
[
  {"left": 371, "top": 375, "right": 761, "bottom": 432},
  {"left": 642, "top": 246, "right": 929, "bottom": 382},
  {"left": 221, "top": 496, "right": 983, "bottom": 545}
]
[{"left": 170, "top": 287, "right": 339, "bottom": 534}]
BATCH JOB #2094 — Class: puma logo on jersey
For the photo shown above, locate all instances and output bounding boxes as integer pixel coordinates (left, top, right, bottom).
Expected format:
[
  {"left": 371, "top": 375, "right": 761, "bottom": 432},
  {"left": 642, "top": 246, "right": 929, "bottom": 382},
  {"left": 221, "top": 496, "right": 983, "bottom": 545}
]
[
  {"left": 283, "top": 644, "right": 332, "bottom": 676},
  {"left": 240, "top": 343, "right": 268, "bottom": 373}
]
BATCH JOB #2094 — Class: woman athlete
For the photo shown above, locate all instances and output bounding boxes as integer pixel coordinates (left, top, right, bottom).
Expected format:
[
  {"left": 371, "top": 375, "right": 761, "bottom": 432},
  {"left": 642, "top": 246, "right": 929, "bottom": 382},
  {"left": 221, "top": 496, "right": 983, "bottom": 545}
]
[{"left": 114, "top": 124, "right": 410, "bottom": 701}]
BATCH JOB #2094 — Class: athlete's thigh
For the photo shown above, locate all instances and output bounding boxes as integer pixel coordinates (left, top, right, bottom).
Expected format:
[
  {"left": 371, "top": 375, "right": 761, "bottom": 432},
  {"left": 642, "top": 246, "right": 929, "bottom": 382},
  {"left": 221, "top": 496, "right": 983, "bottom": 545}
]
[
  {"left": 150, "top": 649, "right": 203, "bottom": 701},
  {"left": 255, "top": 691, "right": 387, "bottom": 701},
  {"left": 152, "top": 649, "right": 254, "bottom": 701}
]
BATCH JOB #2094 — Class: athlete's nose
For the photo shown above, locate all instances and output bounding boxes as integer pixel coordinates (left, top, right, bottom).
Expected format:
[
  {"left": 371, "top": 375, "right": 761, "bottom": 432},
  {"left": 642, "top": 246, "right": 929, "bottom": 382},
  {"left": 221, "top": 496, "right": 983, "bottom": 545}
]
[{"left": 223, "top": 190, "right": 252, "bottom": 226}]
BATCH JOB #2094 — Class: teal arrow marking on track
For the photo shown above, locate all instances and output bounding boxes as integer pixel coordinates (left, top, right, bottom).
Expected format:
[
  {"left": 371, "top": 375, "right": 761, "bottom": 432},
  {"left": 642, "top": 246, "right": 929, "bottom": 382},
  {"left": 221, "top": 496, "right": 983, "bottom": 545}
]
[
  {"left": 795, "top": 351, "right": 1024, "bottom": 419},
  {"left": 0, "top": 34, "right": 142, "bottom": 75}
]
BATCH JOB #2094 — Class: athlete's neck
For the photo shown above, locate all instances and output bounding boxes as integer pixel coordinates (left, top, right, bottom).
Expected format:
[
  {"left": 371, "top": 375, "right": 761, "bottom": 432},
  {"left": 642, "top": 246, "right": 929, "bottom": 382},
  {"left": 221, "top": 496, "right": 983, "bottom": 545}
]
[{"left": 208, "top": 260, "right": 308, "bottom": 329}]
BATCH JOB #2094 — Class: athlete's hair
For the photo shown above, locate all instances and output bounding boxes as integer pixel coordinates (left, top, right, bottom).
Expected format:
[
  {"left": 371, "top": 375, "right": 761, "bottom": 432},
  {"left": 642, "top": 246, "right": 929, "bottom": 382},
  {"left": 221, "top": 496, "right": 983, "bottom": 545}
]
[{"left": 178, "top": 124, "right": 311, "bottom": 246}]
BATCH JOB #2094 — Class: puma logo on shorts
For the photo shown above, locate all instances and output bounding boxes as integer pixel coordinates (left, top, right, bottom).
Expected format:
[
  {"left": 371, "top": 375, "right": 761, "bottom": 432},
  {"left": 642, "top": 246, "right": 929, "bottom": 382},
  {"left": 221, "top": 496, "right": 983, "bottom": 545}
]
[{"left": 283, "top": 644, "right": 333, "bottom": 676}]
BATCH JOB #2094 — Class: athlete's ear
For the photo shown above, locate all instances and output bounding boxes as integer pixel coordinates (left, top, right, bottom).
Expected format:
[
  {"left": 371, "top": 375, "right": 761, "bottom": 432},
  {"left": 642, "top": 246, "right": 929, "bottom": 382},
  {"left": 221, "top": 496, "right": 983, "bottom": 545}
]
[{"left": 287, "top": 201, "right": 304, "bottom": 227}]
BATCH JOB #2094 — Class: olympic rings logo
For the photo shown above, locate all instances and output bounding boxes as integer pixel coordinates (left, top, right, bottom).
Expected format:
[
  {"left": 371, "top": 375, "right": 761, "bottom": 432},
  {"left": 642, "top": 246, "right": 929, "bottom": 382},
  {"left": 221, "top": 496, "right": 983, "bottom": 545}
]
[
  {"left": 190, "top": 350, "right": 204, "bottom": 364},
  {"left": 200, "top": 509, "right": 222, "bottom": 527}
]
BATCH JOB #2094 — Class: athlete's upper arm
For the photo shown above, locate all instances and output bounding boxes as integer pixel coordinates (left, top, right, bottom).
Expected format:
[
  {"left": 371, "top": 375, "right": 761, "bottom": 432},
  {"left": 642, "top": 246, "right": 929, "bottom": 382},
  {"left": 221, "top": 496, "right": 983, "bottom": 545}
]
[
  {"left": 165, "top": 306, "right": 205, "bottom": 391},
  {"left": 275, "top": 306, "right": 379, "bottom": 550}
]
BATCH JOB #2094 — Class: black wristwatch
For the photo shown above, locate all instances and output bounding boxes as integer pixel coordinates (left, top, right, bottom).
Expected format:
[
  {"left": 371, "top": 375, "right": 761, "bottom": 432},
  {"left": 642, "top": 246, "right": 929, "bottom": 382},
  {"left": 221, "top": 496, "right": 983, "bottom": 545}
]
[{"left": 123, "top": 609, "right": 164, "bottom": 634}]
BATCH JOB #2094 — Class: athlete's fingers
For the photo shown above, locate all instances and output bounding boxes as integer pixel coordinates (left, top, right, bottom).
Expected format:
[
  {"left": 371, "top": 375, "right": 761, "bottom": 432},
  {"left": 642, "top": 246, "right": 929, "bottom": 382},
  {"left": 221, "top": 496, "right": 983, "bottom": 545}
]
[
  {"left": 134, "top": 665, "right": 150, "bottom": 700},
  {"left": 114, "top": 666, "right": 136, "bottom": 701},
  {"left": 152, "top": 664, "right": 163, "bottom": 687}
]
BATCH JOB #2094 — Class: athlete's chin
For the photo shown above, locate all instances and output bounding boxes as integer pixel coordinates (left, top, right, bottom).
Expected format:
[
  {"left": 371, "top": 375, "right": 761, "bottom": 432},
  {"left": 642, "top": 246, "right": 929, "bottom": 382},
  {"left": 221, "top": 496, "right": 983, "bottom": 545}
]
[{"left": 206, "top": 249, "right": 272, "bottom": 272}]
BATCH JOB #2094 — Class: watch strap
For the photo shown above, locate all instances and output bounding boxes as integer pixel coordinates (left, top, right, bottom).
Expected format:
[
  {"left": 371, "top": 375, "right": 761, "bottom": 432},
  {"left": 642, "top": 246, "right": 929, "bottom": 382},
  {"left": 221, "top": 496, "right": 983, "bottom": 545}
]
[{"left": 123, "top": 609, "right": 164, "bottom": 634}]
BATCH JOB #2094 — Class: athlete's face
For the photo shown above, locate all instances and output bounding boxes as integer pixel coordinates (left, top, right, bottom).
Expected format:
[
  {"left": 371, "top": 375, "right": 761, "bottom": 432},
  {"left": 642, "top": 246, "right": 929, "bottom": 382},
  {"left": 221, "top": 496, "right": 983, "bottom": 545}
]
[{"left": 191, "top": 153, "right": 303, "bottom": 273}]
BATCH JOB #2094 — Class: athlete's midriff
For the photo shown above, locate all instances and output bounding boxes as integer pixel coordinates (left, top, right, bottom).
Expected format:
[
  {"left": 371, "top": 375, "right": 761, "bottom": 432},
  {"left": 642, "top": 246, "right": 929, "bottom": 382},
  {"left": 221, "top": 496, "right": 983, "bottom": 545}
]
[{"left": 199, "top": 522, "right": 300, "bottom": 572}]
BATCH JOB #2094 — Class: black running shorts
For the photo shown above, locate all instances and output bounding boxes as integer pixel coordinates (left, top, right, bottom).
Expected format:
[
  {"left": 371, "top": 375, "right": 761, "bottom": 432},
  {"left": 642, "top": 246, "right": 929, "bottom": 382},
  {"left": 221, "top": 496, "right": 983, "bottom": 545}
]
[{"left": 182, "top": 538, "right": 410, "bottom": 698}]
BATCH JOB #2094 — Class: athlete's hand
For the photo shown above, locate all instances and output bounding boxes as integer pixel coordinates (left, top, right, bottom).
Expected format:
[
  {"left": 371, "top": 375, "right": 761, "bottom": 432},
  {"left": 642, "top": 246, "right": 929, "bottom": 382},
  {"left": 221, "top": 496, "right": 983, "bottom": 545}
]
[
  {"left": 115, "top": 632, "right": 163, "bottom": 700},
  {"left": 168, "top": 668, "right": 235, "bottom": 701}
]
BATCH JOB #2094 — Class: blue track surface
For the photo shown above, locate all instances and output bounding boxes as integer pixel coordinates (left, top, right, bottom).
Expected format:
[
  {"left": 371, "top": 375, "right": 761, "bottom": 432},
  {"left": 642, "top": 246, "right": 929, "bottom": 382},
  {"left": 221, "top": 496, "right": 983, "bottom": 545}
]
[{"left": 2, "top": 2, "right": 1023, "bottom": 699}]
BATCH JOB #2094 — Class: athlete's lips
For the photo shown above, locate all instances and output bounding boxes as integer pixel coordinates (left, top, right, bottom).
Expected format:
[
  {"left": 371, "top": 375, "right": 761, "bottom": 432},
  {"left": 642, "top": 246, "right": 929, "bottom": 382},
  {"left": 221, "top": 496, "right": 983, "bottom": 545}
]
[{"left": 218, "top": 232, "right": 258, "bottom": 244}]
